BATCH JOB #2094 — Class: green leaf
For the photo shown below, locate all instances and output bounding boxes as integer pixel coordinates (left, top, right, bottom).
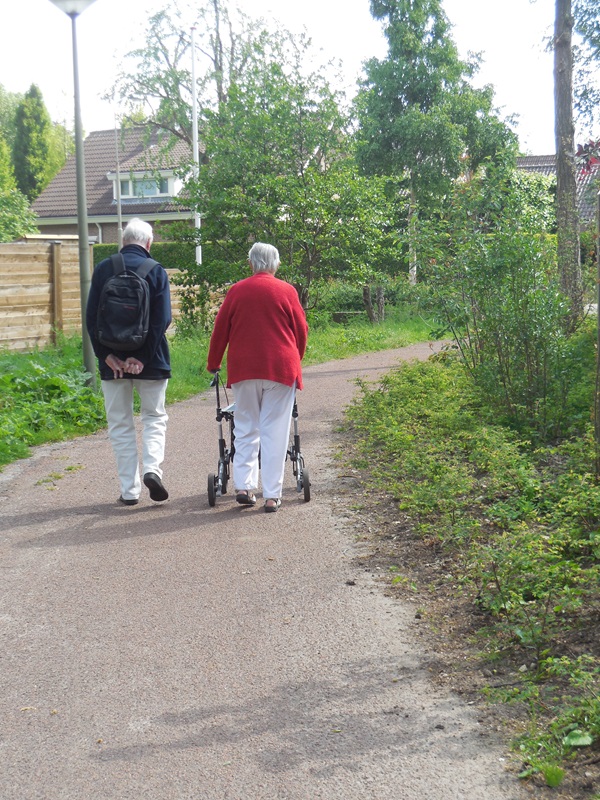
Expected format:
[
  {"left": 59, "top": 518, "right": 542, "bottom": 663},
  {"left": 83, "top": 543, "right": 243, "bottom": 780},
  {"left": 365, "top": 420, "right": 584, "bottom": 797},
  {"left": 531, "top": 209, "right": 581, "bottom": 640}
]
[{"left": 563, "top": 730, "right": 593, "bottom": 747}]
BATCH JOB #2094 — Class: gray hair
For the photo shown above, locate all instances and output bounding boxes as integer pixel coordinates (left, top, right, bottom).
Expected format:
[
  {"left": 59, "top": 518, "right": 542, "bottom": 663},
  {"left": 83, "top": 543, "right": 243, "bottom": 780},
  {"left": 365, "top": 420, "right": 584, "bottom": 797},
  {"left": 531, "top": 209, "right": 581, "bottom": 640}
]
[
  {"left": 122, "top": 218, "right": 154, "bottom": 248},
  {"left": 248, "top": 242, "right": 280, "bottom": 274}
]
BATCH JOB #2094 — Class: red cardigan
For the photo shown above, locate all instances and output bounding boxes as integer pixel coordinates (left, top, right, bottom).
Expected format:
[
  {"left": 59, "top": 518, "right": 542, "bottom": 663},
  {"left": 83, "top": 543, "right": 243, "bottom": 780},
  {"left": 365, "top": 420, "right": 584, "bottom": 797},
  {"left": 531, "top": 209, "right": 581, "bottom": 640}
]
[{"left": 207, "top": 272, "right": 308, "bottom": 389}]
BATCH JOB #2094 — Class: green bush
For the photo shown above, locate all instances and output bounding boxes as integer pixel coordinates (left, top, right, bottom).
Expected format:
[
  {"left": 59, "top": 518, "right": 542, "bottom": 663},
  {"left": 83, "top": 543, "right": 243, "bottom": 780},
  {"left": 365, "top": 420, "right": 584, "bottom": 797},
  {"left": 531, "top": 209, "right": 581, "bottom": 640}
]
[
  {"left": 417, "top": 160, "right": 586, "bottom": 442},
  {"left": 344, "top": 357, "right": 600, "bottom": 656},
  {"left": 580, "top": 226, "right": 597, "bottom": 302},
  {"left": 343, "top": 355, "right": 600, "bottom": 778},
  {"left": 315, "top": 281, "right": 365, "bottom": 312},
  {"left": 0, "top": 336, "right": 105, "bottom": 467}
]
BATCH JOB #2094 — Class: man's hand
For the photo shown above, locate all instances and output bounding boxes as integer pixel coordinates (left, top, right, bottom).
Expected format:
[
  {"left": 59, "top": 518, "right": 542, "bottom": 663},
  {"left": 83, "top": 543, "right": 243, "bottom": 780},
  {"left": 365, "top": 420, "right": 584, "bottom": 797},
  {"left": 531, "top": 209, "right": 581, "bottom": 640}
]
[
  {"left": 124, "top": 358, "right": 144, "bottom": 375},
  {"left": 105, "top": 354, "right": 127, "bottom": 379}
]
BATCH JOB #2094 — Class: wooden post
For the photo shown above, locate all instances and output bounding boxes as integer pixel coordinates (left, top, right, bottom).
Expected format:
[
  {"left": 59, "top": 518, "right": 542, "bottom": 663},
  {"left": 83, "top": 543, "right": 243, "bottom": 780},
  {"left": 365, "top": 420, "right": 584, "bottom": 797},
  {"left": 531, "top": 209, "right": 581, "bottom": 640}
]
[
  {"left": 51, "top": 241, "right": 64, "bottom": 343},
  {"left": 362, "top": 285, "right": 376, "bottom": 324}
]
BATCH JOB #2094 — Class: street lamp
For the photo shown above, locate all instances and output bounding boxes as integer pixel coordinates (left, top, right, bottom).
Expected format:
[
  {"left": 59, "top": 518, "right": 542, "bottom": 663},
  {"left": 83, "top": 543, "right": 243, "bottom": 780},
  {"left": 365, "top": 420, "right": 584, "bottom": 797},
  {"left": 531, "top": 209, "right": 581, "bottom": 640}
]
[
  {"left": 191, "top": 26, "right": 202, "bottom": 266},
  {"left": 49, "top": 0, "right": 98, "bottom": 388}
]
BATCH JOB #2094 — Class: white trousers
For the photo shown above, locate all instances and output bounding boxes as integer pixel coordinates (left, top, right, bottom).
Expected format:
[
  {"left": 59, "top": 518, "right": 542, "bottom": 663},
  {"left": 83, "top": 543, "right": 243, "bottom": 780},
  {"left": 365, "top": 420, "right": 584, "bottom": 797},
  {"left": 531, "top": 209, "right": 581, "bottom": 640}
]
[
  {"left": 231, "top": 379, "right": 296, "bottom": 499},
  {"left": 101, "top": 378, "right": 169, "bottom": 500}
]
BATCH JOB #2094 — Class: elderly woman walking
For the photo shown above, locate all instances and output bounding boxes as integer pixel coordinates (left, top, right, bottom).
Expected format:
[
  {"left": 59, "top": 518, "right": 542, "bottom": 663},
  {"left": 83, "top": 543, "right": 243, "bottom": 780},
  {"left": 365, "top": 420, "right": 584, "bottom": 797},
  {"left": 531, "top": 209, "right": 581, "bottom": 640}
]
[{"left": 207, "top": 242, "right": 308, "bottom": 512}]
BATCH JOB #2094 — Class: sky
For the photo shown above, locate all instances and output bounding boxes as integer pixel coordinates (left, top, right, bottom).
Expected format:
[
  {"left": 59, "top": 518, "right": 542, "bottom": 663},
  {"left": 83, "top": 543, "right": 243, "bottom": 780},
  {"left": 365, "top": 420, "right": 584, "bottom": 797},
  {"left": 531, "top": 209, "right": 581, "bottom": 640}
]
[{"left": 4, "top": 0, "right": 558, "bottom": 154}]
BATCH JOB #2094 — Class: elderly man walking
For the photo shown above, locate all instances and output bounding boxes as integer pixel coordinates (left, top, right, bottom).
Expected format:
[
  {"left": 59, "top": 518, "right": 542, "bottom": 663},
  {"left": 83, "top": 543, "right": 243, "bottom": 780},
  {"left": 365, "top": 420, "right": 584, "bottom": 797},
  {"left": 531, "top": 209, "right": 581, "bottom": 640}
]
[{"left": 86, "top": 217, "right": 172, "bottom": 505}]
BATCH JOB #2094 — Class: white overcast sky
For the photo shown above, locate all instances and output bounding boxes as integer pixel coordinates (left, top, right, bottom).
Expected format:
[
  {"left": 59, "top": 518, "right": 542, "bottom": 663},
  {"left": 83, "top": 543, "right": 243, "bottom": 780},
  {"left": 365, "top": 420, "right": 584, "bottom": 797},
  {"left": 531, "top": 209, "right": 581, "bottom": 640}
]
[{"left": 5, "top": 0, "right": 560, "bottom": 154}]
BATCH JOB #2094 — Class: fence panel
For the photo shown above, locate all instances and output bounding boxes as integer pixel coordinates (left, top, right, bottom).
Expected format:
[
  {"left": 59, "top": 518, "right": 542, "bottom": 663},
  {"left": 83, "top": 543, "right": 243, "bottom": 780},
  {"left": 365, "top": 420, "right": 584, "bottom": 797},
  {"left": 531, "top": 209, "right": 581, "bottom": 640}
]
[{"left": 0, "top": 242, "right": 183, "bottom": 352}]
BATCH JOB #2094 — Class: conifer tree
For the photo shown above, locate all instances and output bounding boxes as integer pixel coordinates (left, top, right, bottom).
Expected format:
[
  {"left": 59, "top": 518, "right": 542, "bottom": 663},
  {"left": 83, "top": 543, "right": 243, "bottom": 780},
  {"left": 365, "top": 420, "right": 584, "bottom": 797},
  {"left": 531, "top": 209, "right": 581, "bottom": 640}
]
[{"left": 12, "top": 84, "right": 53, "bottom": 201}]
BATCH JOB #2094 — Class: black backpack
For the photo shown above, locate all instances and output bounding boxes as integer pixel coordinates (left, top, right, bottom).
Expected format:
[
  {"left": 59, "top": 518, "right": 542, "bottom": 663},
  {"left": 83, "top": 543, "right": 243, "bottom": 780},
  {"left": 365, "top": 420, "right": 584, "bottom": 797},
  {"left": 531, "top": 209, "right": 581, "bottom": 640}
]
[{"left": 96, "top": 253, "right": 158, "bottom": 351}]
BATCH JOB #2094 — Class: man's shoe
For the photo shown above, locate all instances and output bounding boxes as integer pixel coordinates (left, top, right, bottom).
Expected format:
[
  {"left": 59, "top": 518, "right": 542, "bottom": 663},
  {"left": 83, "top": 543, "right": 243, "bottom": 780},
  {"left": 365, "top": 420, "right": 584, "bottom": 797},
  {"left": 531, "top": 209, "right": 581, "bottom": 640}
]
[
  {"left": 143, "top": 472, "right": 169, "bottom": 502},
  {"left": 118, "top": 496, "right": 139, "bottom": 506}
]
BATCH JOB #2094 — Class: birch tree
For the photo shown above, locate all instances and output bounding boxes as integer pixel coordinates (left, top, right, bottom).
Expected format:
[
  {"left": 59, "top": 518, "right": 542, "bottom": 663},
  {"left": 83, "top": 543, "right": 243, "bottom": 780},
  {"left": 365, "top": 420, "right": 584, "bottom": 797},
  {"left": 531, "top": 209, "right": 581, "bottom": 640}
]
[{"left": 555, "top": 0, "right": 583, "bottom": 330}]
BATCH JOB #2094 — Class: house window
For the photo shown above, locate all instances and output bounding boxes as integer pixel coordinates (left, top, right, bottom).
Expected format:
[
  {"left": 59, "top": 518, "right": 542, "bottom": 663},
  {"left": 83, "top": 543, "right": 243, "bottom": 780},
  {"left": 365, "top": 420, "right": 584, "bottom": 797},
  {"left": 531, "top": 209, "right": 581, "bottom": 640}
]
[{"left": 119, "top": 177, "right": 170, "bottom": 198}]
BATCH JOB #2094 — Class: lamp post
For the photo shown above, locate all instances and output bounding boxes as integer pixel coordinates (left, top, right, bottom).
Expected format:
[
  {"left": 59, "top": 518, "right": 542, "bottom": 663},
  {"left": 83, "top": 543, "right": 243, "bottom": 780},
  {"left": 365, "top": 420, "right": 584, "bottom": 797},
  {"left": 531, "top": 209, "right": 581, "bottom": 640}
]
[
  {"left": 114, "top": 121, "right": 123, "bottom": 249},
  {"left": 191, "top": 26, "right": 202, "bottom": 265},
  {"left": 49, "top": 0, "right": 97, "bottom": 388}
]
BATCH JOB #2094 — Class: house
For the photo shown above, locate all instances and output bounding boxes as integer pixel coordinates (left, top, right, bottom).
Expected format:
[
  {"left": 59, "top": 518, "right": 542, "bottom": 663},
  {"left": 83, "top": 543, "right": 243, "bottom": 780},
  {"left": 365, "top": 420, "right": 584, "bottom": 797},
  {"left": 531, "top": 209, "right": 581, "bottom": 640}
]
[
  {"left": 516, "top": 154, "right": 600, "bottom": 225},
  {"left": 32, "top": 126, "right": 193, "bottom": 243}
]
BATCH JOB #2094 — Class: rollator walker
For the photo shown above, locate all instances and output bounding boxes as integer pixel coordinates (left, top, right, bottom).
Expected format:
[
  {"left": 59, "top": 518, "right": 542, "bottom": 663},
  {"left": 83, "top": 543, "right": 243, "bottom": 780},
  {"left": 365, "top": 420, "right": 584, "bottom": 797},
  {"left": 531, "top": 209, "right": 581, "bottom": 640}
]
[{"left": 207, "top": 371, "right": 311, "bottom": 506}]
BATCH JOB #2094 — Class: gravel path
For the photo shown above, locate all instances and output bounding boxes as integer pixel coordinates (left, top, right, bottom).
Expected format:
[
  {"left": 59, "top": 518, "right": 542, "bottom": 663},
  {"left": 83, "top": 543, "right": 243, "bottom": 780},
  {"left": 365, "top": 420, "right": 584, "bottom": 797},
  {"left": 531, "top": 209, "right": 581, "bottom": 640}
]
[{"left": 0, "top": 344, "right": 525, "bottom": 800}]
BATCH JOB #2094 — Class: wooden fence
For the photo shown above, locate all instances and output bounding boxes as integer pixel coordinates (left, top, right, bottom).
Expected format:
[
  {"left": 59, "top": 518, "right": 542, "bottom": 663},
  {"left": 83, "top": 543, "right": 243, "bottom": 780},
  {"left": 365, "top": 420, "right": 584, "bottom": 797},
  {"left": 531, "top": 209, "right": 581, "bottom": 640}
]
[{"left": 0, "top": 241, "right": 182, "bottom": 352}]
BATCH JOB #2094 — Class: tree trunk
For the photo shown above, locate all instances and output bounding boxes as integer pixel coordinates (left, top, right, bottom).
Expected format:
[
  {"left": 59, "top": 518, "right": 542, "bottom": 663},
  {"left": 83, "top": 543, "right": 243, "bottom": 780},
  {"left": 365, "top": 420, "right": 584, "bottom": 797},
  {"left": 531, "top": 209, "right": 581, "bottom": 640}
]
[{"left": 554, "top": 0, "right": 583, "bottom": 330}]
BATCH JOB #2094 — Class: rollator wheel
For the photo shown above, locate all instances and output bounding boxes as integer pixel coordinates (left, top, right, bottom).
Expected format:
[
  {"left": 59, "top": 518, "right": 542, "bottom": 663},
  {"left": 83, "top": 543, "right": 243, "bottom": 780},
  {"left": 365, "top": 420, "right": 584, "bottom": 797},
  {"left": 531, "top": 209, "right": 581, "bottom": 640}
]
[
  {"left": 208, "top": 473, "right": 217, "bottom": 507},
  {"left": 302, "top": 467, "right": 311, "bottom": 502}
]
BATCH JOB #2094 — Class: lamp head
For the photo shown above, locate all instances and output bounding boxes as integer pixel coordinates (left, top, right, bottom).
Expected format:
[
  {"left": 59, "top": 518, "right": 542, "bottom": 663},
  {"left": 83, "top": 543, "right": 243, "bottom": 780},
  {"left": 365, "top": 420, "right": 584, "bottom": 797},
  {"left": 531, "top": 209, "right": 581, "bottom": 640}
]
[{"left": 49, "top": 0, "right": 97, "bottom": 16}]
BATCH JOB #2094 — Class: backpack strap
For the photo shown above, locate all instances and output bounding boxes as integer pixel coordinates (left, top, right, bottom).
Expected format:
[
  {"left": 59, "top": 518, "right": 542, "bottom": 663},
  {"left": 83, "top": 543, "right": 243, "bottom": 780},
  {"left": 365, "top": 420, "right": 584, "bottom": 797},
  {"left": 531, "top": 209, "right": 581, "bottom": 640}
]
[
  {"left": 136, "top": 258, "right": 159, "bottom": 280},
  {"left": 109, "top": 254, "right": 158, "bottom": 279},
  {"left": 110, "top": 253, "right": 125, "bottom": 275}
]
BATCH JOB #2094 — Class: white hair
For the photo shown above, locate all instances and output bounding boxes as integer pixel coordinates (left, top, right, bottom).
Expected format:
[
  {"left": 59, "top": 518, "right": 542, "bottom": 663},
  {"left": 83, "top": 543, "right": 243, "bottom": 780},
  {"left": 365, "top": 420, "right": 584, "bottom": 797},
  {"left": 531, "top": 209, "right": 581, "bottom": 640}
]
[
  {"left": 248, "top": 242, "right": 280, "bottom": 274},
  {"left": 122, "top": 218, "right": 154, "bottom": 248}
]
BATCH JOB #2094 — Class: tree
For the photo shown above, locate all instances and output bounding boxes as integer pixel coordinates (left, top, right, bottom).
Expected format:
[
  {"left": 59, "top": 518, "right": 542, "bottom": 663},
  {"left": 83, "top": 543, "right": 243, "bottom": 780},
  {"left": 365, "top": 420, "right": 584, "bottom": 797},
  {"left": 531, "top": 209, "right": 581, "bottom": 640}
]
[
  {"left": 0, "top": 189, "right": 37, "bottom": 242},
  {"left": 12, "top": 84, "right": 53, "bottom": 201},
  {"left": 418, "top": 158, "right": 569, "bottom": 440},
  {"left": 109, "top": 0, "right": 277, "bottom": 157},
  {"left": 0, "top": 83, "right": 69, "bottom": 191},
  {"left": 112, "top": 0, "right": 403, "bottom": 317},
  {"left": 573, "top": 0, "right": 600, "bottom": 129},
  {"left": 184, "top": 51, "right": 402, "bottom": 311},
  {"left": 0, "top": 134, "right": 15, "bottom": 191},
  {"left": 47, "top": 121, "right": 75, "bottom": 182},
  {"left": 355, "top": 0, "right": 516, "bottom": 283},
  {"left": 554, "top": 0, "right": 584, "bottom": 331},
  {"left": 0, "top": 84, "right": 23, "bottom": 153}
]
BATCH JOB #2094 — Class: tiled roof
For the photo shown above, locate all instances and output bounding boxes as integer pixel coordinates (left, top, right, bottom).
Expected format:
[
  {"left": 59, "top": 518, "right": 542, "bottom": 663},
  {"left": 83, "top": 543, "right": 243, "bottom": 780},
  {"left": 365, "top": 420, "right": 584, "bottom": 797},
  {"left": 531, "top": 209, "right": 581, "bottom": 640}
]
[
  {"left": 32, "top": 127, "right": 192, "bottom": 219},
  {"left": 516, "top": 154, "right": 600, "bottom": 222}
]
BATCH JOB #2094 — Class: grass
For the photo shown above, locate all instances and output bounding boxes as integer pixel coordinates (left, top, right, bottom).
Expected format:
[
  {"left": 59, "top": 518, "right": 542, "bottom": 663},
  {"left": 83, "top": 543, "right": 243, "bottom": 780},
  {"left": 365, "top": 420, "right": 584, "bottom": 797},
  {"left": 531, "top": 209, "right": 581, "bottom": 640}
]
[
  {"left": 0, "top": 305, "right": 436, "bottom": 470},
  {"left": 303, "top": 306, "right": 434, "bottom": 365},
  {"left": 167, "top": 329, "right": 211, "bottom": 403}
]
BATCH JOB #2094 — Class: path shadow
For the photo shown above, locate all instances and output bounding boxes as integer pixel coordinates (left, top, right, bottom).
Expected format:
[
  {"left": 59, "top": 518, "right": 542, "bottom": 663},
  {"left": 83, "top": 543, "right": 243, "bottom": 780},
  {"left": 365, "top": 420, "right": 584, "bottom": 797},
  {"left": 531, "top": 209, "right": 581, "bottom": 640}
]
[
  {"left": 91, "top": 656, "right": 488, "bottom": 781},
  {"left": 9, "top": 487, "right": 312, "bottom": 549}
]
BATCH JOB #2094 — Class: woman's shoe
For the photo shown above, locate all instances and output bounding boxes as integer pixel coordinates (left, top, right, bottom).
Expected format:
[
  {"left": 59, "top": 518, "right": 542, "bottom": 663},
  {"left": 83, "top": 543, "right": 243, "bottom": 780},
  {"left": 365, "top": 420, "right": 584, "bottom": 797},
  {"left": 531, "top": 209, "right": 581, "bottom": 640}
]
[
  {"left": 264, "top": 498, "right": 281, "bottom": 513},
  {"left": 236, "top": 490, "right": 257, "bottom": 506}
]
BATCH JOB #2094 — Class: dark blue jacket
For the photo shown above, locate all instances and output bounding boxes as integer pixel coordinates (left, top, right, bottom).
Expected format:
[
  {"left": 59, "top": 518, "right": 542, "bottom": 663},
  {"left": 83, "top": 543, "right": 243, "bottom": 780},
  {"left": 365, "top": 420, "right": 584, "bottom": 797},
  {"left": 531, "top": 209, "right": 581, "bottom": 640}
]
[{"left": 86, "top": 244, "right": 172, "bottom": 381}]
